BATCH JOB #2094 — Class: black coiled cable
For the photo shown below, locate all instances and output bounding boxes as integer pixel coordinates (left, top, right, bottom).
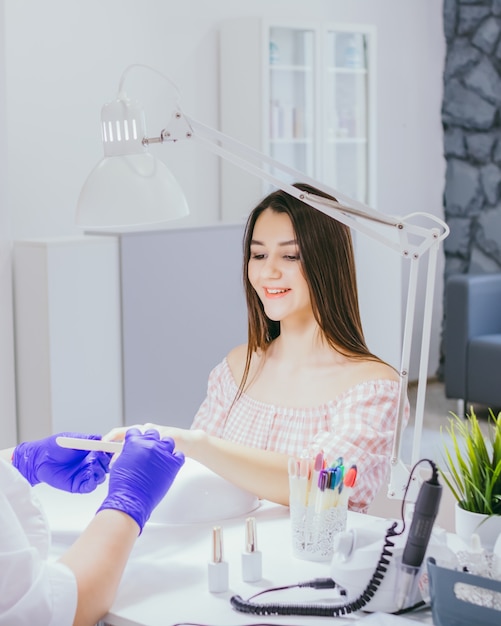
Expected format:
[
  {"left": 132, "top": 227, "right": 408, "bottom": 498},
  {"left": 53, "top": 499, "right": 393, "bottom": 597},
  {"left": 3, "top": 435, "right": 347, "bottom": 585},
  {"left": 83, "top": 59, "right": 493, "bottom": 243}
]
[{"left": 230, "top": 521, "right": 399, "bottom": 617}]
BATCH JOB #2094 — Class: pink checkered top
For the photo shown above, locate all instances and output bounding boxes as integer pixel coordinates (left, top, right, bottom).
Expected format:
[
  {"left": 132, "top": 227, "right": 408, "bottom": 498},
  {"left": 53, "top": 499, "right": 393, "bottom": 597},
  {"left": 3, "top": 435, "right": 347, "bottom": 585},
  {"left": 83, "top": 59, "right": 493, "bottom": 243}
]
[{"left": 191, "top": 358, "right": 408, "bottom": 513}]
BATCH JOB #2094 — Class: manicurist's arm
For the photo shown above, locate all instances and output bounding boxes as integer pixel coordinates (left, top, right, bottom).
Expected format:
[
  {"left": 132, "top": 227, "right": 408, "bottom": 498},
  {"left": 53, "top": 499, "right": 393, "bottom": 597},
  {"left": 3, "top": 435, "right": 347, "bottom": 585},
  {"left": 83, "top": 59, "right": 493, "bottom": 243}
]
[
  {"left": 58, "top": 510, "right": 139, "bottom": 626},
  {"left": 59, "top": 429, "right": 184, "bottom": 626}
]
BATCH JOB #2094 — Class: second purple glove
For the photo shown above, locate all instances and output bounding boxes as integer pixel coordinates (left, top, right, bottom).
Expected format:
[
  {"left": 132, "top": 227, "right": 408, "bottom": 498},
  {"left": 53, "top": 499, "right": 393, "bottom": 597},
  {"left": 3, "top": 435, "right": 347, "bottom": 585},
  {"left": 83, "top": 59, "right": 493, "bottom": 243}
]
[
  {"left": 13, "top": 432, "right": 112, "bottom": 493},
  {"left": 96, "top": 428, "right": 185, "bottom": 533}
]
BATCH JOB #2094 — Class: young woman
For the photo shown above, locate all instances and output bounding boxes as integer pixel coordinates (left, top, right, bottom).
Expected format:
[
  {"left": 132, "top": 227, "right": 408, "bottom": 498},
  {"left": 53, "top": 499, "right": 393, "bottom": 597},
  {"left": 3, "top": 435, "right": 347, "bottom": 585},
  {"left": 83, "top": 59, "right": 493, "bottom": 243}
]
[{"left": 109, "top": 183, "right": 406, "bottom": 513}]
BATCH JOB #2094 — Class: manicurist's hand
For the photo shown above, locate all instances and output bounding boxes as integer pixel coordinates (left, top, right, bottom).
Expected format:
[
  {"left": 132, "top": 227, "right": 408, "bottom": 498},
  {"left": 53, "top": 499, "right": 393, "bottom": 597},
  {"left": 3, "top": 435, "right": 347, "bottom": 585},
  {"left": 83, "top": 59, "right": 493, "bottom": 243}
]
[
  {"left": 12, "top": 432, "right": 112, "bottom": 493},
  {"left": 97, "top": 428, "right": 185, "bottom": 532}
]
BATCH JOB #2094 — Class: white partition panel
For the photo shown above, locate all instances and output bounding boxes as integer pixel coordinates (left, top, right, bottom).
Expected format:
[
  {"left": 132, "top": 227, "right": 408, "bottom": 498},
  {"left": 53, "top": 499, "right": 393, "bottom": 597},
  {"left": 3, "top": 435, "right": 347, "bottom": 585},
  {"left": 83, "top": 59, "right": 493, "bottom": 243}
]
[{"left": 120, "top": 224, "right": 247, "bottom": 428}]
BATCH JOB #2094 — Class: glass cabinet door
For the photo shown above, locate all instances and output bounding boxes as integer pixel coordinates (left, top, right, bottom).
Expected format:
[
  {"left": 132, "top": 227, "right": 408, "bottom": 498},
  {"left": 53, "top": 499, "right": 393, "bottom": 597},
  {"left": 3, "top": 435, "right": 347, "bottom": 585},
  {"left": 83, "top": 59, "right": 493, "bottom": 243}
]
[
  {"left": 219, "top": 19, "right": 374, "bottom": 222},
  {"left": 267, "top": 26, "right": 315, "bottom": 181},
  {"left": 324, "top": 30, "right": 370, "bottom": 203}
]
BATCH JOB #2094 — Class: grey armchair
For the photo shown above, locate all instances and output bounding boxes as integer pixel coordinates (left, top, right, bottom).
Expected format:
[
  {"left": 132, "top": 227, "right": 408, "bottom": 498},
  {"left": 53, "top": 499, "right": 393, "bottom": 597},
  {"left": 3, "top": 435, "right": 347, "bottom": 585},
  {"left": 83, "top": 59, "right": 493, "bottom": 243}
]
[{"left": 444, "top": 272, "right": 501, "bottom": 414}]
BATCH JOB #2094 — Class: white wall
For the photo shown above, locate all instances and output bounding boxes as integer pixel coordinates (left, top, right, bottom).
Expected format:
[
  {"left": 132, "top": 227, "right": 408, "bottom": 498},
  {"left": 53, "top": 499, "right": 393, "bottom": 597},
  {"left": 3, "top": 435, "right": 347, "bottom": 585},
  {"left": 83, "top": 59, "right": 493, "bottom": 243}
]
[
  {"left": 0, "top": 1, "right": 17, "bottom": 446},
  {"left": 0, "top": 0, "right": 446, "bottom": 439},
  {"left": 3, "top": 0, "right": 445, "bottom": 238}
]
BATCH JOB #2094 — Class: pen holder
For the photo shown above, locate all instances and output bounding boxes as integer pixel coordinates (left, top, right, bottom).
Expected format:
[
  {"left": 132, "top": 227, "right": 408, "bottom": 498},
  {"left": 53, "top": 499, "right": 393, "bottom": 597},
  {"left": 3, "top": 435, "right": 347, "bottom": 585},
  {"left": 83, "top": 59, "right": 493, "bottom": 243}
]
[{"left": 290, "top": 503, "right": 347, "bottom": 562}]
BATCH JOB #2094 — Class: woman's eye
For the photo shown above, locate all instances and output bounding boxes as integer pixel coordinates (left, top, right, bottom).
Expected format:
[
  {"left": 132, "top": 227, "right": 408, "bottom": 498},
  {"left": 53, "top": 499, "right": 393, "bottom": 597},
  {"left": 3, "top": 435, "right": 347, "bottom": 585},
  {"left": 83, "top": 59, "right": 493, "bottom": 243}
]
[
  {"left": 251, "top": 253, "right": 266, "bottom": 260},
  {"left": 284, "top": 254, "right": 300, "bottom": 261}
]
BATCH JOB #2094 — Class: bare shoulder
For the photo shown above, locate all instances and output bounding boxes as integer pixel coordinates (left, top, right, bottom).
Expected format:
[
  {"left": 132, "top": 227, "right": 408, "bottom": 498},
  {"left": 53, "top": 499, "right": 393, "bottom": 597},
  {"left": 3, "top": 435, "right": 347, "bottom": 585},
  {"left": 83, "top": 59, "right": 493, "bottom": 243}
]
[
  {"left": 226, "top": 343, "right": 249, "bottom": 383},
  {"left": 358, "top": 358, "right": 400, "bottom": 384}
]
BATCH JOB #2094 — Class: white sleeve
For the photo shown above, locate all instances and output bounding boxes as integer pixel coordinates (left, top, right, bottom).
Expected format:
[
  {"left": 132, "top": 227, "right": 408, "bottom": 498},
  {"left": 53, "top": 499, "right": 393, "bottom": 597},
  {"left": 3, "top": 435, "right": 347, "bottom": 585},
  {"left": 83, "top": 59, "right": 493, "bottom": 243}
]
[
  {"left": 0, "top": 460, "right": 78, "bottom": 626},
  {"left": 0, "top": 548, "right": 77, "bottom": 626}
]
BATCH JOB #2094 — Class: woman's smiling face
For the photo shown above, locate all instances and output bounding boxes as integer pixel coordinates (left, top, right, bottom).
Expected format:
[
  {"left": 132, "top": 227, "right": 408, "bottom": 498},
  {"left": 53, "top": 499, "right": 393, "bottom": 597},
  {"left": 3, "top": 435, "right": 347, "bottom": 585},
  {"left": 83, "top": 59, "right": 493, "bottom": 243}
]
[{"left": 247, "top": 208, "right": 313, "bottom": 324}]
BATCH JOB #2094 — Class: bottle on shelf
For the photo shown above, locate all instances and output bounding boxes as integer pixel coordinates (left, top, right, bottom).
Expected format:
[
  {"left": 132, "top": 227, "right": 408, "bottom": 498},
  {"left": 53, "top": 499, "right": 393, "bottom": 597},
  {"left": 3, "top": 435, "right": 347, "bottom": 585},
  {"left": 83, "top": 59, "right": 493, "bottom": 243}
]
[
  {"left": 269, "top": 40, "right": 280, "bottom": 64},
  {"left": 344, "top": 36, "right": 362, "bottom": 69},
  {"left": 270, "top": 100, "right": 281, "bottom": 139}
]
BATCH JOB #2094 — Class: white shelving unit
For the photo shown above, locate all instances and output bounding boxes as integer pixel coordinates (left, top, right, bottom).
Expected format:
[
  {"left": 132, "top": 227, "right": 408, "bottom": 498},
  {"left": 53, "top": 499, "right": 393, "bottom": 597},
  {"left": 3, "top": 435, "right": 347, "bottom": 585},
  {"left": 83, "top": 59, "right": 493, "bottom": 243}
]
[{"left": 219, "top": 18, "right": 376, "bottom": 222}]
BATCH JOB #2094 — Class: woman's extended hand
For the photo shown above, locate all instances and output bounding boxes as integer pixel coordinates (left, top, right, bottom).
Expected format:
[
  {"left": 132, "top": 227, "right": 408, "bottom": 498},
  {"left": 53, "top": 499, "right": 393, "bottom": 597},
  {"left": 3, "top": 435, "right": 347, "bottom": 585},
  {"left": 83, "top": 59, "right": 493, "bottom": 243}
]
[{"left": 103, "top": 424, "right": 206, "bottom": 457}]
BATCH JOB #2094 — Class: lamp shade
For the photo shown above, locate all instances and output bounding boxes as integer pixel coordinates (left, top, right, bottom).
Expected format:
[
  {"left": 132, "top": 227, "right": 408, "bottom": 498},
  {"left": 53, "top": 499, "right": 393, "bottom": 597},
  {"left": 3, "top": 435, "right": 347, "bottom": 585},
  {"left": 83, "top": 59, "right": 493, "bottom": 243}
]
[
  {"left": 76, "top": 92, "right": 189, "bottom": 230},
  {"left": 76, "top": 152, "right": 189, "bottom": 230}
]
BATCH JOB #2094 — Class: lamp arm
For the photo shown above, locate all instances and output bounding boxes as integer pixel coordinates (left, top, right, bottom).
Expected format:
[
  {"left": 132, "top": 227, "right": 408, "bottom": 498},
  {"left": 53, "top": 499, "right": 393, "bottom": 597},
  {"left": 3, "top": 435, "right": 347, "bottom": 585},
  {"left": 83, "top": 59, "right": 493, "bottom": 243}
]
[
  {"left": 387, "top": 240, "right": 441, "bottom": 501},
  {"left": 153, "top": 106, "right": 450, "bottom": 504},
  {"left": 411, "top": 239, "right": 441, "bottom": 467},
  {"left": 156, "top": 110, "right": 449, "bottom": 257}
]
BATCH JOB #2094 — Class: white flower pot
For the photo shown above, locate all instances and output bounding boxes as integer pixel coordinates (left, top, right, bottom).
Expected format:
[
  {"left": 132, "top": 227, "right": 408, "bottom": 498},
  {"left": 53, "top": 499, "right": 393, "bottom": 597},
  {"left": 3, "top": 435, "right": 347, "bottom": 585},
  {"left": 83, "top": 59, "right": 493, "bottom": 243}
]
[{"left": 455, "top": 501, "right": 501, "bottom": 551}]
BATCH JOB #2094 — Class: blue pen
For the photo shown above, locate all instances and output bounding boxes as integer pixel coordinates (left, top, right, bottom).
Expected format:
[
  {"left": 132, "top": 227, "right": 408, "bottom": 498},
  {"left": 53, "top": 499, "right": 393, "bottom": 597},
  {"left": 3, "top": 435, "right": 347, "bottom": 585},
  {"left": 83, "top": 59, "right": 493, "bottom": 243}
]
[
  {"left": 327, "top": 467, "right": 342, "bottom": 508},
  {"left": 335, "top": 479, "right": 344, "bottom": 507}
]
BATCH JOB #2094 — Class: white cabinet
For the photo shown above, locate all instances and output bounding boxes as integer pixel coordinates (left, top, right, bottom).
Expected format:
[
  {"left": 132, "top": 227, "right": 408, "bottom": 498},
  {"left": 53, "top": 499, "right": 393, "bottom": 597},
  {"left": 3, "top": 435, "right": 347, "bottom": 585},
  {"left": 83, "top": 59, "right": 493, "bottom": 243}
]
[
  {"left": 13, "top": 236, "right": 123, "bottom": 441},
  {"left": 220, "top": 18, "right": 376, "bottom": 222}
]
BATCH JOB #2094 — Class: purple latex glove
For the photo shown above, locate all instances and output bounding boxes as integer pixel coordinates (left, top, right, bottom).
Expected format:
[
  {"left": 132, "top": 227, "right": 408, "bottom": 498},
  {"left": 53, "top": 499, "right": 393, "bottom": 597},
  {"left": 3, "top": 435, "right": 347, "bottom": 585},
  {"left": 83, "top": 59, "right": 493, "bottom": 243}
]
[
  {"left": 97, "top": 428, "right": 185, "bottom": 533},
  {"left": 12, "top": 432, "right": 112, "bottom": 493}
]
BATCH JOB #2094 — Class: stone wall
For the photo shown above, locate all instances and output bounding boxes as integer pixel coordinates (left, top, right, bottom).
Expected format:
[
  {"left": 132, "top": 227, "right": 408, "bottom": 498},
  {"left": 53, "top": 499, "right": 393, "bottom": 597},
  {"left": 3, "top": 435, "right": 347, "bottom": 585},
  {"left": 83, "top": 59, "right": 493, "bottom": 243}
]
[{"left": 440, "top": 0, "right": 501, "bottom": 376}]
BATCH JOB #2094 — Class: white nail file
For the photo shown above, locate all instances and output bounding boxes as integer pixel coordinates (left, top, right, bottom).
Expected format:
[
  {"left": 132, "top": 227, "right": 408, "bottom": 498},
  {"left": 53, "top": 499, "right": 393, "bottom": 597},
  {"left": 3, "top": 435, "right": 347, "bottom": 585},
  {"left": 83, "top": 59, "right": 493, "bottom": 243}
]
[{"left": 55, "top": 436, "right": 123, "bottom": 454}]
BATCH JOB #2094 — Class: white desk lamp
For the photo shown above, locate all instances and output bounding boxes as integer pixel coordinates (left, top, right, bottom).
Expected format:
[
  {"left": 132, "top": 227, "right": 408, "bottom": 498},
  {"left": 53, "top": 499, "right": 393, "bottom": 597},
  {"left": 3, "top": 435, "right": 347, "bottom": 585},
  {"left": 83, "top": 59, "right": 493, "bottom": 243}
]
[{"left": 77, "top": 66, "right": 449, "bottom": 502}]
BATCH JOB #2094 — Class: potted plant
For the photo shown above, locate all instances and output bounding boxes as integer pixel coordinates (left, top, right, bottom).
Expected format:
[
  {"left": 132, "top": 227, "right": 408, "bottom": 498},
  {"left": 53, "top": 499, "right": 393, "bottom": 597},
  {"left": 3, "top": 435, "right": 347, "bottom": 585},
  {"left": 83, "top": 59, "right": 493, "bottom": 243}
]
[{"left": 439, "top": 407, "right": 501, "bottom": 550}]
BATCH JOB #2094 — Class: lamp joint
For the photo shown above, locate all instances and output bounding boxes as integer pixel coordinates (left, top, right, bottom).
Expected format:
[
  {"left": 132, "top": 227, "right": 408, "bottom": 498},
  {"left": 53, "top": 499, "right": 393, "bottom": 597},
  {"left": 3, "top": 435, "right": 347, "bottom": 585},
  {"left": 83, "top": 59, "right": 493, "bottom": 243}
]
[{"left": 143, "top": 135, "right": 164, "bottom": 145}]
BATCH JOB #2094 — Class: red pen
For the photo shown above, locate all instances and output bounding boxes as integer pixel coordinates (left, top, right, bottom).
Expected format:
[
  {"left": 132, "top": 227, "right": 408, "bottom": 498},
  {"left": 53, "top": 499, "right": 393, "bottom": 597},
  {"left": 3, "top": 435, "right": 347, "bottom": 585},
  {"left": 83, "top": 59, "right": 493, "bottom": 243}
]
[
  {"left": 344, "top": 464, "right": 357, "bottom": 488},
  {"left": 339, "top": 464, "right": 357, "bottom": 507}
]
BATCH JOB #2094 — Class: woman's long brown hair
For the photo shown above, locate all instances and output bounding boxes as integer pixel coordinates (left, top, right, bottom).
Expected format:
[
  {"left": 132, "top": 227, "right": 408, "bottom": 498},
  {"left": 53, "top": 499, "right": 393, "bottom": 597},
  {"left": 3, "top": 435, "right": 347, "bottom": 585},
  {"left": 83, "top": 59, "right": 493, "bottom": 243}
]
[{"left": 237, "top": 182, "right": 382, "bottom": 399}]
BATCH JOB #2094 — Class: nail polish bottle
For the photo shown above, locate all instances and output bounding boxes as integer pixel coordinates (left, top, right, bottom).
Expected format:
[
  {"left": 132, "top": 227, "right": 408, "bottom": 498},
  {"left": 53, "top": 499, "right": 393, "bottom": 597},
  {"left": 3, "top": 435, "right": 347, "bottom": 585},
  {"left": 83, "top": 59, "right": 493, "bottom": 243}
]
[
  {"left": 208, "top": 526, "right": 229, "bottom": 593},
  {"left": 241, "top": 516, "right": 262, "bottom": 582}
]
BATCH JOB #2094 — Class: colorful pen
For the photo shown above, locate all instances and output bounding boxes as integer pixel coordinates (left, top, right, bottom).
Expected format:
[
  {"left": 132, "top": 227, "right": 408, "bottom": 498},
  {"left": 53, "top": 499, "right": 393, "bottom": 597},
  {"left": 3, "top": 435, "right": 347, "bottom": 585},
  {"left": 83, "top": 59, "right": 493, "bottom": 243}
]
[
  {"left": 315, "top": 469, "right": 328, "bottom": 513},
  {"left": 308, "top": 451, "right": 324, "bottom": 508},
  {"left": 339, "top": 464, "right": 357, "bottom": 507},
  {"left": 344, "top": 464, "right": 358, "bottom": 488}
]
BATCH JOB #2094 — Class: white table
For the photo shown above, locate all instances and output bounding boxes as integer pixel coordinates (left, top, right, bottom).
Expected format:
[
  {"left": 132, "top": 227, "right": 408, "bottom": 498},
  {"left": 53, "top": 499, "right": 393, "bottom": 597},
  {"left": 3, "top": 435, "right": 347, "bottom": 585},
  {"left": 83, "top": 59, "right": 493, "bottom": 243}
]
[{"left": 34, "top": 477, "right": 434, "bottom": 626}]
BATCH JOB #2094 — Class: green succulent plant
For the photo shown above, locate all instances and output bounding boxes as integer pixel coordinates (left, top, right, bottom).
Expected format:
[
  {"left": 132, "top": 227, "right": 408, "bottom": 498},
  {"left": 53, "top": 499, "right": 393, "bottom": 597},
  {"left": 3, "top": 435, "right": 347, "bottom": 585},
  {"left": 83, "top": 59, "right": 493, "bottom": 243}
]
[{"left": 439, "top": 408, "right": 501, "bottom": 516}]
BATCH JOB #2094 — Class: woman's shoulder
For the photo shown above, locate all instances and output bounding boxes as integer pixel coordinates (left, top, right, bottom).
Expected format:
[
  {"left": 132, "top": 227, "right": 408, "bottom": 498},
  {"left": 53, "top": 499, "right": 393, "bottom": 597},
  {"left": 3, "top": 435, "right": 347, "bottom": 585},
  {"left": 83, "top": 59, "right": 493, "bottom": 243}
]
[
  {"left": 226, "top": 343, "right": 248, "bottom": 364},
  {"left": 225, "top": 343, "right": 249, "bottom": 385},
  {"left": 359, "top": 358, "right": 400, "bottom": 383},
  {"left": 327, "top": 358, "right": 401, "bottom": 405},
  {"left": 339, "top": 355, "right": 399, "bottom": 387}
]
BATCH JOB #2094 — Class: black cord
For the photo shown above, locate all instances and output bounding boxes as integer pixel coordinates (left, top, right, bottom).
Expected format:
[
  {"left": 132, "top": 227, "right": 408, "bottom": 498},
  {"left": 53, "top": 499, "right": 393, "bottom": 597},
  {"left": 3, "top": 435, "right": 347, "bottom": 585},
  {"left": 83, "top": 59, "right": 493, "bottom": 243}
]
[
  {"left": 171, "top": 623, "right": 303, "bottom": 626},
  {"left": 397, "top": 458, "right": 440, "bottom": 538},
  {"left": 394, "top": 600, "right": 427, "bottom": 615},
  {"left": 230, "top": 520, "right": 399, "bottom": 617},
  {"left": 247, "top": 577, "right": 338, "bottom": 600},
  {"left": 230, "top": 459, "right": 440, "bottom": 618}
]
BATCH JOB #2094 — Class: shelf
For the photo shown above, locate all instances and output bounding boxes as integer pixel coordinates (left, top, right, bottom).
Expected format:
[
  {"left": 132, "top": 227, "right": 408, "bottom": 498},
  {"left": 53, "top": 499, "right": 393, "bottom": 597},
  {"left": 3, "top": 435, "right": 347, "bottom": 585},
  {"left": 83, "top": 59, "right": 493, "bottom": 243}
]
[
  {"left": 327, "top": 66, "right": 368, "bottom": 75},
  {"left": 270, "top": 138, "right": 314, "bottom": 144},
  {"left": 269, "top": 64, "right": 313, "bottom": 72},
  {"left": 327, "top": 137, "right": 368, "bottom": 145}
]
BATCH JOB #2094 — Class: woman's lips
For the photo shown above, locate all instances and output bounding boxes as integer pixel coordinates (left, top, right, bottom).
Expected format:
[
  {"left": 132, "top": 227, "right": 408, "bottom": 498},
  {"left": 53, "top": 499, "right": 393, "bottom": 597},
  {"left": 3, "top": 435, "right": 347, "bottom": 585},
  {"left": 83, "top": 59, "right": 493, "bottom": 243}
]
[{"left": 264, "top": 287, "right": 290, "bottom": 298}]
